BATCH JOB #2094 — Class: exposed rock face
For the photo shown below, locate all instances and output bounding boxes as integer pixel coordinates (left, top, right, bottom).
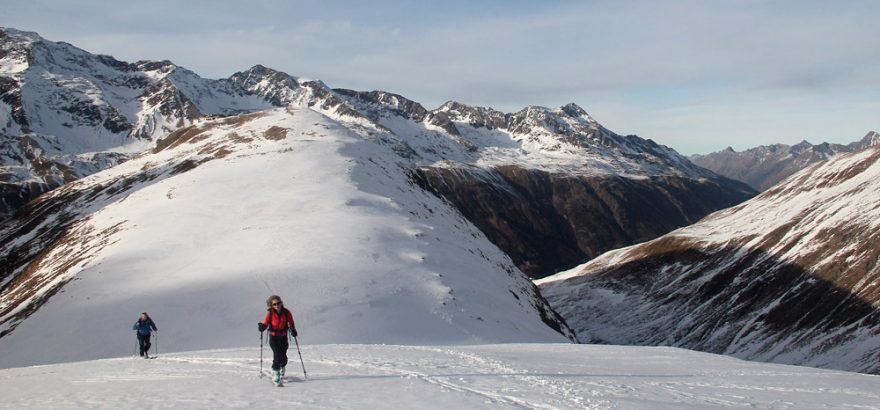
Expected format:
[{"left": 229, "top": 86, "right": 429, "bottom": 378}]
[
  {"left": 690, "top": 132, "right": 880, "bottom": 190},
  {"left": 539, "top": 144, "right": 880, "bottom": 374},
  {"left": 227, "top": 64, "right": 301, "bottom": 107},
  {"left": 414, "top": 166, "right": 755, "bottom": 278},
  {"left": 335, "top": 89, "right": 430, "bottom": 122},
  {"left": 0, "top": 76, "right": 29, "bottom": 132}
]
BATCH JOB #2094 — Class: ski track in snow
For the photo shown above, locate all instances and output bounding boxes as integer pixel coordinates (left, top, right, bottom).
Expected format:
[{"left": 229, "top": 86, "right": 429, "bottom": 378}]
[
  {"left": 311, "top": 347, "right": 578, "bottom": 409},
  {"left": 2, "top": 344, "right": 880, "bottom": 409}
]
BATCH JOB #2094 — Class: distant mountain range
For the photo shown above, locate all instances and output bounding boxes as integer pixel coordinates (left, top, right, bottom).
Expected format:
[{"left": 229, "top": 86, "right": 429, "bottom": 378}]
[
  {"left": 690, "top": 132, "right": 880, "bottom": 191},
  {"left": 0, "top": 27, "right": 754, "bottom": 279},
  {"left": 539, "top": 143, "right": 880, "bottom": 374}
]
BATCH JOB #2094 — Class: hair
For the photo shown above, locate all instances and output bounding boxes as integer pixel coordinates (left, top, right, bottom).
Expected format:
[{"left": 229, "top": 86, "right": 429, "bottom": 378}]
[
  {"left": 266, "top": 295, "right": 283, "bottom": 308},
  {"left": 140, "top": 312, "right": 150, "bottom": 320}
]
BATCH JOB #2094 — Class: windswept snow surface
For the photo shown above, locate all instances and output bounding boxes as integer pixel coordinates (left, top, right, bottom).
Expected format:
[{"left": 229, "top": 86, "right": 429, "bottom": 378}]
[
  {"left": 2, "top": 344, "right": 879, "bottom": 409},
  {"left": 0, "top": 107, "right": 568, "bottom": 369}
]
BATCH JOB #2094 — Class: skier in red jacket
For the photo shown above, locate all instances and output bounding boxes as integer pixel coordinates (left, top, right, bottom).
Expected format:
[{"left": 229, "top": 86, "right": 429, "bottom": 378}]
[{"left": 258, "top": 295, "right": 297, "bottom": 385}]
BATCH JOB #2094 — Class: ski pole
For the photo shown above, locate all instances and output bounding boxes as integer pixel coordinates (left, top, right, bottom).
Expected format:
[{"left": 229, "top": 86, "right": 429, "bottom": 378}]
[
  {"left": 259, "top": 331, "right": 264, "bottom": 378},
  {"left": 155, "top": 331, "right": 158, "bottom": 356},
  {"left": 294, "top": 336, "right": 307, "bottom": 380}
]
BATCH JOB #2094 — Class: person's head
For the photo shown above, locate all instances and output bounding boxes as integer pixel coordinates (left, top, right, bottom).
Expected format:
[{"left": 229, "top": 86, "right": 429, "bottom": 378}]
[
  {"left": 266, "top": 295, "right": 283, "bottom": 311},
  {"left": 140, "top": 312, "right": 149, "bottom": 320}
]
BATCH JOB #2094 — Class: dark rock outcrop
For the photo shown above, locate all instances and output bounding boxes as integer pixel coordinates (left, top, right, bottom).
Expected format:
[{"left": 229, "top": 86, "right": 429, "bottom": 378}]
[{"left": 414, "top": 165, "right": 756, "bottom": 278}]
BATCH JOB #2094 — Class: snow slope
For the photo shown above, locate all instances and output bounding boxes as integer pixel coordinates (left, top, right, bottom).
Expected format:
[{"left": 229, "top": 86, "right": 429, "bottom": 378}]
[
  {"left": 538, "top": 144, "right": 880, "bottom": 374},
  {"left": 2, "top": 344, "right": 879, "bottom": 409},
  {"left": 0, "top": 107, "right": 571, "bottom": 369}
]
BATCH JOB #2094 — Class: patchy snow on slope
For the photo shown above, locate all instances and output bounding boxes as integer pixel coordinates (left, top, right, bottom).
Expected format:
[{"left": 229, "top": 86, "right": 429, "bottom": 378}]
[{"left": 2, "top": 344, "right": 879, "bottom": 409}]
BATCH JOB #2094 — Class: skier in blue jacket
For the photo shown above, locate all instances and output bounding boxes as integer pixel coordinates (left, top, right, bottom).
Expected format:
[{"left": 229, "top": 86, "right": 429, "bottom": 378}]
[{"left": 133, "top": 312, "right": 158, "bottom": 358}]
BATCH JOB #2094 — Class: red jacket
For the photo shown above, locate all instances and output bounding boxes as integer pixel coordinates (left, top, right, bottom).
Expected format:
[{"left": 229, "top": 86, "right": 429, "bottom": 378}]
[{"left": 262, "top": 307, "right": 295, "bottom": 337}]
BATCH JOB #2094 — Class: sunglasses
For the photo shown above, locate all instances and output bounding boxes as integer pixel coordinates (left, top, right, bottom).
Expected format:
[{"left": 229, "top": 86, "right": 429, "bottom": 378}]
[{"left": 272, "top": 302, "right": 282, "bottom": 306}]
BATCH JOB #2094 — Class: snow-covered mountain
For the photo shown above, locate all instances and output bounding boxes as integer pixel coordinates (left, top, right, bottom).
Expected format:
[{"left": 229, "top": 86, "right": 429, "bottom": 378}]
[
  {"left": 0, "top": 27, "right": 360, "bottom": 218},
  {"left": 333, "top": 90, "right": 756, "bottom": 277},
  {"left": 1, "top": 27, "right": 755, "bottom": 278},
  {"left": 538, "top": 144, "right": 880, "bottom": 374},
  {"left": 0, "top": 107, "right": 575, "bottom": 368},
  {"left": 5, "top": 344, "right": 880, "bottom": 409},
  {"left": 0, "top": 27, "right": 760, "bottom": 369},
  {"left": 337, "top": 90, "right": 717, "bottom": 179},
  {"left": 690, "top": 132, "right": 880, "bottom": 191}
]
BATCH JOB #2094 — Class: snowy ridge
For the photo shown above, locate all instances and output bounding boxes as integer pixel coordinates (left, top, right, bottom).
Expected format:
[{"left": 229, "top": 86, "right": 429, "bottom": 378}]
[
  {"left": 539, "top": 144, "right": 880, "bottom": 374},
  {"left": 337, "top": 90, "right": 714, "bottom": 179},
  {"left": 3, "top": 344, "right": 880, "bottom": 409},
  {"left": 0, "top": 107, "right": 573, "bottom": 368}
]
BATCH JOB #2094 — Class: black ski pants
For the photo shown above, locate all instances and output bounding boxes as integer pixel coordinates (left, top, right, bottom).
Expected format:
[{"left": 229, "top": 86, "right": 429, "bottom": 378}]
[
  {"left": 268, "top": 334, "right": 289, "bottom": 371},
  {"left": 137, "top": 333, "right": 152, "bottom": 356}
]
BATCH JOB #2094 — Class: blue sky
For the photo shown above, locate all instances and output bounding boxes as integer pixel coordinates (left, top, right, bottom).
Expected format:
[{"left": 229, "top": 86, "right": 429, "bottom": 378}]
[{"left": 3, "top": 0, "right": 878, "bottom": 154}]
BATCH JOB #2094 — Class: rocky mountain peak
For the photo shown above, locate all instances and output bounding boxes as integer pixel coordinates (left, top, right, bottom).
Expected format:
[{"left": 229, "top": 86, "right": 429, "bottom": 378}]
[
  {"left": 858, "top": 131, "right": 880, "bottom": 147},
  {"left": 791, "top": 140, "right": 814, "bottom": 153},
  {"left": 136, "top": 59, "right": 177, "bottom": 75},
  {"left": 230, "top": 64, "right": 297, "bottom": 84},
  {"left": 7, "top": 31, "right": 136, "bottom": 78},
  {"left": 559, "top": 102, "right": 597, "bottom": 124},
  {"left": 433, "top": 101, "right": 508, "bottom": 130},
  {"left": 437, "top": 100, "right": 466, "bottom": 112},
  {"left": 432, "top": 101, "right": 599, "bottom": 134},
  {"left": 334, "top": 89, "right": 430, "bottom": 122},
  {"left": 0, "top": 29, "right": 41, "bottom": 73},
  {"left": 241, "top": 63, "right": 271, "bottom": 74},
  {"left": 227, "top": 64, "right": 301, "bottom": 106},
  {"left": 0, "top": 27, "right": 38, "bottom": 48}
]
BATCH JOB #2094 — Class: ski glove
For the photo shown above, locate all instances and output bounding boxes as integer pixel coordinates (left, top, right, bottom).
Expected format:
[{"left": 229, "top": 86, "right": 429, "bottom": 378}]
[
  {"left": 291, "top": 328, "right": 298, "bottom": 337},
  {"left": 257, "top": 323, "right": 267, "bottom": 332}
]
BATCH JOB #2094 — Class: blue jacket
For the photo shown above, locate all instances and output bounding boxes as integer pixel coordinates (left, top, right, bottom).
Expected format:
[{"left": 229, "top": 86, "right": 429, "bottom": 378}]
[{"left": 133, "top": 318, "right": 157, "bottom": 336}]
